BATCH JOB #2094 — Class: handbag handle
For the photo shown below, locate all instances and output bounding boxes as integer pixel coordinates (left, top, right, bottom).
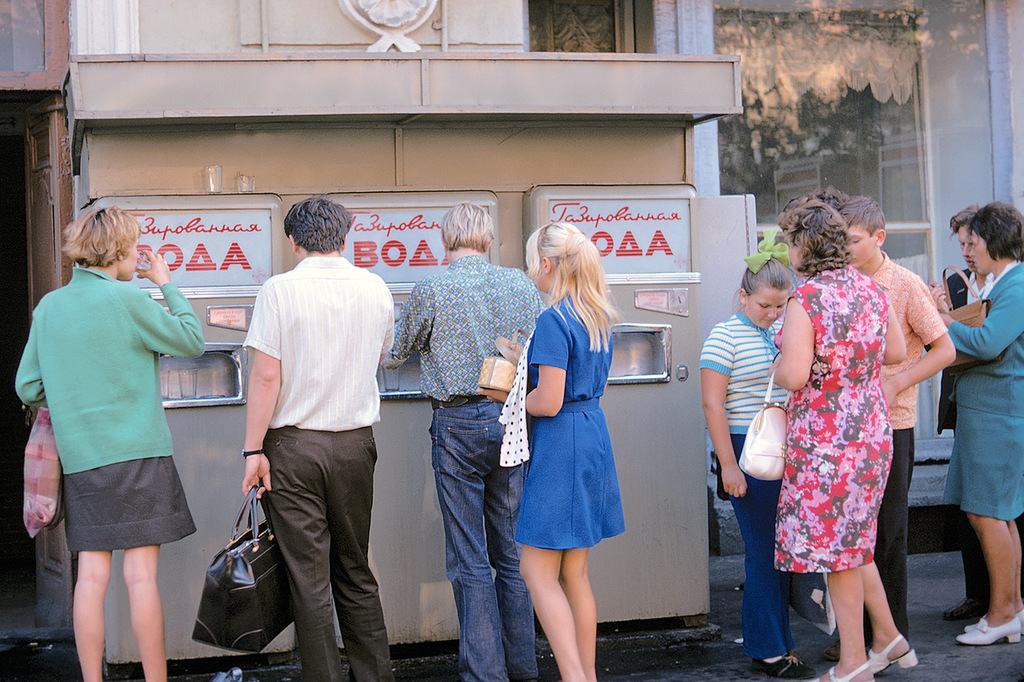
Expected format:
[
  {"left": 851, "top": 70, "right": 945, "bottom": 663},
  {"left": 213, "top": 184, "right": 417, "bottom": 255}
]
[
  {"left": 943, "top": 266, "right": 983, "bottom": 304},
  {"left": 229, "top": 487, "right": 263, "bottom": 547},
  {"left": 763, "top": 372, "right": 777, "bottom": 404}
]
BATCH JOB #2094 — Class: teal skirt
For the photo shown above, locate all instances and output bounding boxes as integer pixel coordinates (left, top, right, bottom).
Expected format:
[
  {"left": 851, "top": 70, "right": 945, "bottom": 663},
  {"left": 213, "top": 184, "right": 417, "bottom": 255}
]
[{"left": 944, "top": 406, "right": 1024, "bottom": 520}]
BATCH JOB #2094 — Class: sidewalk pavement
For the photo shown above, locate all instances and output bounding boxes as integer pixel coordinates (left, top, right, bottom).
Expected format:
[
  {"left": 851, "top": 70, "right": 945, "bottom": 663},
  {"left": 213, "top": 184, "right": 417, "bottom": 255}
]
[{"left": 2, "top": 551, "right": 1022, "bottom": 681}]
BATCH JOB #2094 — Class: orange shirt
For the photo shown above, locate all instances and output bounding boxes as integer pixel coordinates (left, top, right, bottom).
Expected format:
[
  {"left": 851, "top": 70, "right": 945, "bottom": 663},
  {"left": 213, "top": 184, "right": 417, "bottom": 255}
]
[{"left": 872, "top": 253, "right": 948, "bottom": 430}]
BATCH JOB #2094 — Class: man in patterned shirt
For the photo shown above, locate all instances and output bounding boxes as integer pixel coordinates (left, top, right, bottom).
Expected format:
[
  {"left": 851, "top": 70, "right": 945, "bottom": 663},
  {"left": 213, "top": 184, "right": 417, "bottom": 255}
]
[{"left": 385, "top": 203, "right": 543, "bottom": 682}]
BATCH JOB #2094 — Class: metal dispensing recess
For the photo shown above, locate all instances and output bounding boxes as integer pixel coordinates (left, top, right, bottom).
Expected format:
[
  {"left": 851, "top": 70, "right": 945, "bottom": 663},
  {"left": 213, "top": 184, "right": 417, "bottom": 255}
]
[
  {"left": 608, "top": 324, "right": 672, "bottom": 385},
  {"left": 160, "top": 343, "right": 248, "bottom": 408}
]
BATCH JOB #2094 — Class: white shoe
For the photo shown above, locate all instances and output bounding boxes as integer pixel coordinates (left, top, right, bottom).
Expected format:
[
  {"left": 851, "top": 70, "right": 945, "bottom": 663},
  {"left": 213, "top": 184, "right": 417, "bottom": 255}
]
[
  {"left": 965, "top": 609, "right": 1024, "bottom": 634},
  {"left": 827, "top": 660, "right": 873, "bottom": 682},
  {"left": 956, "top": 617, "right": 1022, "bottom": 645},
  {"left": 867, "top": 634, "right": 918, "bottom": 674}
]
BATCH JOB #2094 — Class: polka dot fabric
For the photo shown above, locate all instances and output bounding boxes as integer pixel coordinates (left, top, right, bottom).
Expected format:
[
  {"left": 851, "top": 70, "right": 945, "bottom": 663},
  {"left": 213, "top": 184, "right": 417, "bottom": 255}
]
[{"left": 499, "top": 335, "right": 532, "bottom": 467}]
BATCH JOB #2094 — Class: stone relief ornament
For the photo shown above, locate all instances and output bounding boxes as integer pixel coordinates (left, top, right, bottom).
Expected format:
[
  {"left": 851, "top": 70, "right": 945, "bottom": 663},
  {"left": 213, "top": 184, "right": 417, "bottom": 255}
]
[{"left": 338, "top": 0, "right": 439, "bottom": 52}]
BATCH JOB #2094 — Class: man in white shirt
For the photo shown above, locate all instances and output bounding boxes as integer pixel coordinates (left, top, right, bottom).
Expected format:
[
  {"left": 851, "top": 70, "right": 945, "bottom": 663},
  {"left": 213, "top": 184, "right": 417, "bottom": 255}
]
[{"left": 242, "top": 195, "right": 396, "bottom": 681}]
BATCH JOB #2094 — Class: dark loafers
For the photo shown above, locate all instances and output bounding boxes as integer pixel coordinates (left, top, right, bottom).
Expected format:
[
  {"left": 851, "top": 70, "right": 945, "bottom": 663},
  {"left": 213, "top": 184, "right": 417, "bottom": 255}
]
[{"left": 944, "top": 597, "right": 988, "bottom": 621}]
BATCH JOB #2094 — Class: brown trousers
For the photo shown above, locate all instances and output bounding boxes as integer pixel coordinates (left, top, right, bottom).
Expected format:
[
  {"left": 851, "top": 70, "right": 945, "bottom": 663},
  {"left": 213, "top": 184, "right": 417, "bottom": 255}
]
[{"left": 262, "top": 425, "right": 394, "bottom": 682}]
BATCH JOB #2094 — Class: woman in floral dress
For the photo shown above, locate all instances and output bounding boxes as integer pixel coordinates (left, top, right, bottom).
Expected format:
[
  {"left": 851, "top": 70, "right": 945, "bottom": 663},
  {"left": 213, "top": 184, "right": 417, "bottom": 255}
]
[{"left": 773, "top": 199, "right": 914, "bottom": 682}]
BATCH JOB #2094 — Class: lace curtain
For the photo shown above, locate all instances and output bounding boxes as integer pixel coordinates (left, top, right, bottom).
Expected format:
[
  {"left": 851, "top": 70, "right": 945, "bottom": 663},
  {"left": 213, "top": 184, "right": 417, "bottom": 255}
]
[{"left": 715, "top": 9, "right": 921, "bottom": 108}]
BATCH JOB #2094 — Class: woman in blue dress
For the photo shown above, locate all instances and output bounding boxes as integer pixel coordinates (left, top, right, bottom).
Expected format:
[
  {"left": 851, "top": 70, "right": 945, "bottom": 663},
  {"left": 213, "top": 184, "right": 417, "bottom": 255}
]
[{"left": 517, "top": 221, "right": 625, "bottom": 682}]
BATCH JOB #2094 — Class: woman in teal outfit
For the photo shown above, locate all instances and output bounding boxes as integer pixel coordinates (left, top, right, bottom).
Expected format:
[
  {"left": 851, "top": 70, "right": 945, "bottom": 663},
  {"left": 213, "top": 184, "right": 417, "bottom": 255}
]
[
  {"left": 939, "top": 201, "right": 1024, "bottom": 647},
  {"left": 16, "top": 206, "right": 204, "bottom": 682}
]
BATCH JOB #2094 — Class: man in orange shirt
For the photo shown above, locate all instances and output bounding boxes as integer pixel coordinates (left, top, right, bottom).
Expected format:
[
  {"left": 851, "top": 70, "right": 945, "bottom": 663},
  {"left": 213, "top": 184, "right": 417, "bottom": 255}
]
[{"left": 842, "top": 195, "right": 956, "bottom": 649}]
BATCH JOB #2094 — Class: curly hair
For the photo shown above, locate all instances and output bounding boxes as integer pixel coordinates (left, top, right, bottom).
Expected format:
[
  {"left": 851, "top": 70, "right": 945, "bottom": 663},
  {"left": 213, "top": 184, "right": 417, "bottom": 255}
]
[
  {"left": 779, "top": 199, "right": 851, "bottom": 277},
  {"left": 284, "top": 195, "right": 352, "bottom": 254}
]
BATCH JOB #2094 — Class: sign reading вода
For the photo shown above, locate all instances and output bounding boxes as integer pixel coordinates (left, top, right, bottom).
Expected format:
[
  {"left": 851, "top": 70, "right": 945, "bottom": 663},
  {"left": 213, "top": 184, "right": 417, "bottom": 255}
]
[
  {"left": 543, "top": 198, "right": 690, "bottom": 274},
  {"left": 527, "top": 187, "right": 695, "bottom": 276},
  {"left": 343, "top": 207, "right": 451, "bottom": 281},
  {"left": 330, "top": 192, "right": 499, "bottom": 285},
  {"left": 132, "top": 208, "right": 273, "bottom": 288}
]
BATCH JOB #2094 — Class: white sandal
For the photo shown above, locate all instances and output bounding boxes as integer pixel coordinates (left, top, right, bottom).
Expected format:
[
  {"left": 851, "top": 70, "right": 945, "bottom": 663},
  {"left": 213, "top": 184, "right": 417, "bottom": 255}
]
[
  {"left": 867, "top": 633, "right": 918, "bottom": 674},
  {"left": 827, "top": 660, "right": 873, "bottom": 682}
]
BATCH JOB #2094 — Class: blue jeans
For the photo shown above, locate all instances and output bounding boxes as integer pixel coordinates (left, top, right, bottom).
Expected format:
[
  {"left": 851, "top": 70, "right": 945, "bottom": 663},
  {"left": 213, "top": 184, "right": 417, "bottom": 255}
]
[
  {"left": 430, "top": 401, "right": 537, "bottom": 682},
  {"left": 730, "top": 433, "right": 794, "bottom": 660}
]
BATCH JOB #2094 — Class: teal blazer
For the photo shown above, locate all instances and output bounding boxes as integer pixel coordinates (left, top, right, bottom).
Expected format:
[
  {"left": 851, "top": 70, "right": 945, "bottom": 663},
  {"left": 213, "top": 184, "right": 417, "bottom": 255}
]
[{"left": 948, "top": 263, "right": 1024, "bottom": 418}]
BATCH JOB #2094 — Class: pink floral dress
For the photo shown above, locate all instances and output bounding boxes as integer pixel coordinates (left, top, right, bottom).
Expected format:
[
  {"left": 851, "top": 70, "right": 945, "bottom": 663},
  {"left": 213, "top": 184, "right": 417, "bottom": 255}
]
[{"left": 775, "top": 266, "right": 892, "bottom": 573}]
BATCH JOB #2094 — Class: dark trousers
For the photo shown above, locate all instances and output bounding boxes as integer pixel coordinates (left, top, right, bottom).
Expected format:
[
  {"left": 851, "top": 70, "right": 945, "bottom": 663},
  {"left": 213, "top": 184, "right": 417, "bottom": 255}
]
[
  {"left": 871, "top": 428, "right": 914, "bottom": 638},
  {"left": 262, "top": 426, "right": 394, "bottom": 682}
]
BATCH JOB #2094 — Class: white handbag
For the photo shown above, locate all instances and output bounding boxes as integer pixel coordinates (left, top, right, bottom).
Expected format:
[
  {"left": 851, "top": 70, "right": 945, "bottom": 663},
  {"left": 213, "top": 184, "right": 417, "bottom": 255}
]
[{"left": 738, "top": 373, "right": 787, "bottom": 481}]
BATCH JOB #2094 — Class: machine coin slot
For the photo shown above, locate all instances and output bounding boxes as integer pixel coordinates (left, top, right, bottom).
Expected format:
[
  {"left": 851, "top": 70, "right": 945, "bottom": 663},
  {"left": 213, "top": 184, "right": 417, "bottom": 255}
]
[
  {"left": 608, "top": 323, "right": 671, "bottom": 384},
  {"left": 160, "top": 343, "right": 248, "bottom": 408}
]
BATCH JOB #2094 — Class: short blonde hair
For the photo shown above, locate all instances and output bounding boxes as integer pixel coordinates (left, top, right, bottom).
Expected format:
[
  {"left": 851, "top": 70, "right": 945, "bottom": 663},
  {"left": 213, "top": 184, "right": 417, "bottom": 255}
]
[
  {"left": 63, "top": 207, "right": 140, "bottom": 267},
  {"left": 441, "top": 203, "right": 494, "bottom": 253},
  {"left": 526, "top": 222, "right": 618, "bottom": 351}
]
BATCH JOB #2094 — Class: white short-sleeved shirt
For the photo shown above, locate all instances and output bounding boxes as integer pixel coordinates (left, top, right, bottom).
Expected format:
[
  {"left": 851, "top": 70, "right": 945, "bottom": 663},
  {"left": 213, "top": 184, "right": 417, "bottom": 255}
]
[{"left": 245, "top": 256, "right": 394, "bottom": 432}]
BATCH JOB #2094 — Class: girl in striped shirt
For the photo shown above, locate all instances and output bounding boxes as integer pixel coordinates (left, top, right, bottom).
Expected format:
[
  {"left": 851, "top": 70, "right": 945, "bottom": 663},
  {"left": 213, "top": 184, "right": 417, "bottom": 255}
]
[{"left": 700, "top": 230, "right": 814, "bottom": 679}]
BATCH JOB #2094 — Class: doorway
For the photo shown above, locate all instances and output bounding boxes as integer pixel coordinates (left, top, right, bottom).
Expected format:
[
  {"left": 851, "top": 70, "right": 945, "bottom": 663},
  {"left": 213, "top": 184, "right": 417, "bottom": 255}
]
[
  {"left": 0, "top": 92, "right": 74, "bottom": 632},
  {"left": 0, "top": 126, "right": 34, "bottom": 631}
]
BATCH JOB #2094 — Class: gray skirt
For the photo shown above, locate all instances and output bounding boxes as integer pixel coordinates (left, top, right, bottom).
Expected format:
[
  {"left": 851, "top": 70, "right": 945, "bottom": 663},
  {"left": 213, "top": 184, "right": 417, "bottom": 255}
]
[{"left": 63, "top": 456, "right": 196, "bottom": 552}]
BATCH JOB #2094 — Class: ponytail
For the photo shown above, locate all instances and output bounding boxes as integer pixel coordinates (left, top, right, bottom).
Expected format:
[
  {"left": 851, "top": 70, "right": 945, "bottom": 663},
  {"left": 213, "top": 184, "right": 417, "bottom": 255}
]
[{"left": 526, "top": 222, "right": 619, "bottom": 351}]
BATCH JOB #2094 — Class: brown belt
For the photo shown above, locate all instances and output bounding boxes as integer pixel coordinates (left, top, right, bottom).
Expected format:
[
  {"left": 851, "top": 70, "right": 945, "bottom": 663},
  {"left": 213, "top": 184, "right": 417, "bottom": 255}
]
[{"left": 430, "top": 395, "right": 488, "bottom": 409}]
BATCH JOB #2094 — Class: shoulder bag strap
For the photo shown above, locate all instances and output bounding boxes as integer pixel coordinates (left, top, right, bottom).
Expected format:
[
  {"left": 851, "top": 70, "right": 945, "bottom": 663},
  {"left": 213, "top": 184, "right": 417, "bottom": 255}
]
[{"left": 944, "top": 265, "right": 982, "bottom": 303}]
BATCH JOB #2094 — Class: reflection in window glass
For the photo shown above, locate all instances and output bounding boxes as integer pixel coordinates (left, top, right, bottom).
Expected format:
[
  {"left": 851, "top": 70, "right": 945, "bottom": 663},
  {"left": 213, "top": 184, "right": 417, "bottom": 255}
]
[
  {"left": 715, "top": 7, "right": 926, "bottom": 224},
  {"left": 884, "top": 231, "right": 930, "bottom": 281},
  {"left": 0, "top": 0, "right": 45, "bottom": 72}
]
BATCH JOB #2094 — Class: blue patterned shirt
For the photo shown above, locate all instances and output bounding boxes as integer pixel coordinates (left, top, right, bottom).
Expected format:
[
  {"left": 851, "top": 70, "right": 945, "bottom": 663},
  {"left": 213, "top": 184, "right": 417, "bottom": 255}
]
[{"left": 384, "top": 255, "right": 544, "bottom": 400}]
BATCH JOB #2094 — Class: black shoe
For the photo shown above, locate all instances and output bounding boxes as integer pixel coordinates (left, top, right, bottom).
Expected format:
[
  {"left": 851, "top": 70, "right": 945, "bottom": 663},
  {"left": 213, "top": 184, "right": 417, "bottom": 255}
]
[
  {"left": 823, "top": 640, "right": 840, "bottom": 662},
  {"left": 943, "top": 597, "right": 988, "bottom": 621},
  {"left": 753, "top": 653, "right": 817, "bottom": 679}
]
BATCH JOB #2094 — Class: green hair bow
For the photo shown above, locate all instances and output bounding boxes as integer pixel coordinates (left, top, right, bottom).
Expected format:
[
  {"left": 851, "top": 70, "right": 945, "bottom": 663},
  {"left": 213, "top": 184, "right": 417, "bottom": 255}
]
[{"left": 743, "top": 227, "right": 790, "bottom": 273}]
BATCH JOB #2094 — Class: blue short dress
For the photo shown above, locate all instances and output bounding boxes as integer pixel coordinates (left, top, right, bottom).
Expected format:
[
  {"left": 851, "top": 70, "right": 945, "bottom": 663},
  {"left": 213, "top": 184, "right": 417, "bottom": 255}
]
[{"left": 515, "top": 302, "right": 625, "bottom": 550}]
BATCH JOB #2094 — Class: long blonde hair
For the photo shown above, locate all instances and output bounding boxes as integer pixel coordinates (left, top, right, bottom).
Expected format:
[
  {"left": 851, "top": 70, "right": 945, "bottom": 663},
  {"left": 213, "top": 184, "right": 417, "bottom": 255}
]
[{"left": 526, "top": 222, "right": 618, "bottom": 351}]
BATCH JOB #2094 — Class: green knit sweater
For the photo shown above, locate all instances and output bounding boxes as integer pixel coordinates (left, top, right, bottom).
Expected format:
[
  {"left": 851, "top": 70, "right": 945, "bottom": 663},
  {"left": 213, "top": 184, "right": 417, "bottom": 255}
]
[{"left": 16, "top": 268, "right": 205, "bottom": 474}]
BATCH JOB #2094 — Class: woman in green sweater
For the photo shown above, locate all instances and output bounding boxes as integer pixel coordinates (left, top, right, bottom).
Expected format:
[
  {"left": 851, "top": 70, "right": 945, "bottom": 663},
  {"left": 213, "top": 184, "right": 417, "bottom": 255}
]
[{"left": 16, "top": 206, "right": 204, "bottom": 682}]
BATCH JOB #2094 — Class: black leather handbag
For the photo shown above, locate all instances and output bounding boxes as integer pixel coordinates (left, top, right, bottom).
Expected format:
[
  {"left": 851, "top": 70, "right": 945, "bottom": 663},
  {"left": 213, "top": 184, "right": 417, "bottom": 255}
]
[{"left": 192, "top": 488, "right": 293, "bottom": 652}]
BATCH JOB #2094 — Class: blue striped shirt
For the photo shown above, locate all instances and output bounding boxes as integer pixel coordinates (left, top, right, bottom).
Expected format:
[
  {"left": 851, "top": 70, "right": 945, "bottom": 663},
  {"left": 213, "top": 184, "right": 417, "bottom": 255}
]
[{"left": 700, "top": 312, "right": 786, "bottom": 433}]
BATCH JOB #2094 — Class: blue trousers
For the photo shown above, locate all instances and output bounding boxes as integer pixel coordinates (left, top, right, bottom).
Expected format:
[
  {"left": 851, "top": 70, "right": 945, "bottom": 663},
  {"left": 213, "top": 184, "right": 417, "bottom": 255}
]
[
  {"left": 730, "top": 433, "right": 795, "bottom": 660},
  {"left": 431, "top": 401, "right": 537, "bottom": 682}
]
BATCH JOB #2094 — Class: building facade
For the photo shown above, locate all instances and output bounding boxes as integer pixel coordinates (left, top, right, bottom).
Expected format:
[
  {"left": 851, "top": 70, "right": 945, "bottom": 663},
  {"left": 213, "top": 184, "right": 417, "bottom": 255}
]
[{"left": 0, "top": 0, "right": 1020, "bottom": 662}]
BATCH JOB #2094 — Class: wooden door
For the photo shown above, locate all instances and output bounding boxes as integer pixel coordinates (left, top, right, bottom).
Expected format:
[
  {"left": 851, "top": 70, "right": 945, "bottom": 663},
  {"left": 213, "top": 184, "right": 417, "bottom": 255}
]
[{"left": 24, "top": 94, "right": 74, "bottom": 627}]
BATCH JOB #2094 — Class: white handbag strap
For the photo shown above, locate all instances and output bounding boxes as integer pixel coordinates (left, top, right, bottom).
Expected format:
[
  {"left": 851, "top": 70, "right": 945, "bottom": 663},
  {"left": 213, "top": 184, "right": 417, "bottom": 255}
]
[{"left": 763, "top": 372, "right": 776, "bottom": 403}]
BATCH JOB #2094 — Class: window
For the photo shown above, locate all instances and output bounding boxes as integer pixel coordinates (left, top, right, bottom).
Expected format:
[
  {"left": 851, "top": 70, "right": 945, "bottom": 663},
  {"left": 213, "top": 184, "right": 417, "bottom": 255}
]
[
  {"left": 715, "top": 7, "right": 926, "bottom": 224},
  {"left": 0, "top": 0, "right": 45, "bottom": 71},
  {"left": 528, "top": 0, "right": 654, "bottom": 53}
]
